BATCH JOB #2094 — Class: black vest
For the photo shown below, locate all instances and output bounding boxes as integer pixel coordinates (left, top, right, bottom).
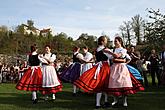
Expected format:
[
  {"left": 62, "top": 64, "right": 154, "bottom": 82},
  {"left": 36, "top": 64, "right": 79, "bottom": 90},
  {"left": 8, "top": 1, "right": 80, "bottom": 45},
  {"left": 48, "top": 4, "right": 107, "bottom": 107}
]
[
  {"left": 95, "top": 49, "right": 108, "bottom": 62},
  {"left": 28, "top": 54, "right": 40, "bottom": 66},
  {"left": 73, "top": 53, "right": 81, "bottom": 63}
]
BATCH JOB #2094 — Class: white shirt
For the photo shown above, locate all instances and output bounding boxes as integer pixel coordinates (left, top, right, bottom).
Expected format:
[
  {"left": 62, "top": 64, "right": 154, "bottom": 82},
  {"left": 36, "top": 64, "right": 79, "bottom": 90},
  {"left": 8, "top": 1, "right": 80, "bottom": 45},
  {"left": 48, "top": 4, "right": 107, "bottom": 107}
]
[
  {"left": 83, "top": 52, "right": 93, "bottom": 62},
  {"left": 114, "top": 47, "right": 127, "bottom": 58},
  {"left": 39, "top": 53, "right": 56, "bottom": 64},
  {"left": 74, "top": 52, "right": 84, "bottom": 60}
]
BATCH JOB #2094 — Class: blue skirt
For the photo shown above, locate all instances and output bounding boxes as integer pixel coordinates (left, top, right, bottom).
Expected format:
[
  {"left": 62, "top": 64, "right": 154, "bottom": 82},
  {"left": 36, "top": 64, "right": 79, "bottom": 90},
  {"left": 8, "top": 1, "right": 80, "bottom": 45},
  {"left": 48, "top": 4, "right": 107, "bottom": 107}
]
[
  {"left": 127, "top": 65, "right": 143, "bottom": 80},
  {"left": 60, "top": 62, "right": 81, "bottom": 83}
]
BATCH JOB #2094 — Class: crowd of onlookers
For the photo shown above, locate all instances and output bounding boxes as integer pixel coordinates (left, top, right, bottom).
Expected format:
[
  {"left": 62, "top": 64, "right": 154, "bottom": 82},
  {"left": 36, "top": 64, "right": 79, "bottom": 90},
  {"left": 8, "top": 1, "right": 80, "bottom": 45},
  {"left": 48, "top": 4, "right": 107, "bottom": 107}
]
[
  {"left": 0, "top": 63, "right": 20, "bottom": 83},
  {"left": 0, "top": 57, "right": 73, "bottom": 84}
]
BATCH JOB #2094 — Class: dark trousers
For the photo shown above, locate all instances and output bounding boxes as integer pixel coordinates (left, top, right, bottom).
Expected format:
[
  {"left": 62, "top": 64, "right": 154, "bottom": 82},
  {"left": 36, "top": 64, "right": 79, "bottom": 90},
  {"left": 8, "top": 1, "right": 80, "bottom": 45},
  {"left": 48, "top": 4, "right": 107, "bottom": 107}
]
[
  {"left": 150, "top": 67, "right": 161, "bottom": 86},
  {"left": 142, "top": 71, "right": 149, "bottom": 87}
]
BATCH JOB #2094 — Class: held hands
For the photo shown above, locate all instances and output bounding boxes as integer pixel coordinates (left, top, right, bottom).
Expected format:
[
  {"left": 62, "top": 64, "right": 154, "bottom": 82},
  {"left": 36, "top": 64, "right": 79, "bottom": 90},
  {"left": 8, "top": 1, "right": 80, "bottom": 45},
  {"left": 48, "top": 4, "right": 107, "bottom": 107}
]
[
  {"left": 43, "top": 58, "right": 51, "bottom": 64},
  {"left": 38, "top": 54, "right": 43, "bottom": 58},
  {"left": 103, "top": 49, "right": 113, "bottom": 55},
  {"left": 103, "top": 49, "right": 121, "bottom": 58},
  {"left": 113, "top": 58, "right": 126, "bottom": 63},
  {"left": 39, "top": 55, "right": 50, "bottom": 64}
]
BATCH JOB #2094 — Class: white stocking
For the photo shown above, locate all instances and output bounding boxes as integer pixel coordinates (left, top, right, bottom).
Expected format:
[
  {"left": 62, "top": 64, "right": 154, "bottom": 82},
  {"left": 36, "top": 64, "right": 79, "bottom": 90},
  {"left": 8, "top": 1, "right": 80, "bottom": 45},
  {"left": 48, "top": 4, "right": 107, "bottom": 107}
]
[
  {"left": 32, "top": 91, "right": 37, "bottom": 100},
  {"left": 96, "top": 93, "right": 102, "bottom": 106},
  {"left": 112, "top": 96, "right": 118, "bottom": 105},
  {"left": 52, "top": 94, "right": 56, "bottom": 100},
  {"left": 123, "top": 95, "right": 128, "bottom": 106},
  {"left": 73, "top": 85, "right": 77, "bottom": 93},
  {"left": 104, "top": 93, "right": 108, "bottom": 102}
]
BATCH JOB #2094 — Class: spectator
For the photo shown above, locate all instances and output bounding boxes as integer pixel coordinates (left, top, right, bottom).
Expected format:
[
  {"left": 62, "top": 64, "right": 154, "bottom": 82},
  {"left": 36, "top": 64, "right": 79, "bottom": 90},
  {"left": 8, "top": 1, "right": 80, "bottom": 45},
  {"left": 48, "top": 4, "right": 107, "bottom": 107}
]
[
  {"left": 148, "top": 49, "right": 161, "bottom": 86},
  {"left": 128, "top": 46, "right": 140, "bottom": 69},
  {"left": 138, "top": 56, "right": 149, "bottom": 87}
]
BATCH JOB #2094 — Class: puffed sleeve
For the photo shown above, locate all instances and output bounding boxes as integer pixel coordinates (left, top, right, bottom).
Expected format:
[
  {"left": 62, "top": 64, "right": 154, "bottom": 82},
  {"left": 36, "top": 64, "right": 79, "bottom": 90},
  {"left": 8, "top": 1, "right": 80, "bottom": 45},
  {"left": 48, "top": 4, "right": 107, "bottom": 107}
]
[
  {"left": 83, "top": 53, "right": 93, "bottom": 61},
  {"left": 49, "top": 54, "right": 56, "bottom": 62},
  {"left": 125, "top": 53, "right": 131, "bottom": 60},
  {"left": 38, "top": 54, "right": 48, "bottom": 64},
  {"left": 120, "top": 48, "right": 127, "bottom": 58},
  {"left": 104, "top": 48, "right": 113, "bottom": 59},
  {"left": 77, "top": 53, "right": 84, "bottom": 60}
]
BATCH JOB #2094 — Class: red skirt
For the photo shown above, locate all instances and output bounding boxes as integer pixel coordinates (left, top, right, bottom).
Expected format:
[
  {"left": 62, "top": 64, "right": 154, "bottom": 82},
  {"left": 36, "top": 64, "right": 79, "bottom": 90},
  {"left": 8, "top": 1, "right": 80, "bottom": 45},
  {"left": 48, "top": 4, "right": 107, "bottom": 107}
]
[
  {"left": 105, "top": 72, "right": 144, "bottom": 96},
  {"left": 74, "top": 62, "right": 110, "bottom": 93},
  {"left": 41, "top": 80, "right": 63, "bottom": 95},
  {"left": 16, "top": 66, "right": 43, "bottom": 91}
]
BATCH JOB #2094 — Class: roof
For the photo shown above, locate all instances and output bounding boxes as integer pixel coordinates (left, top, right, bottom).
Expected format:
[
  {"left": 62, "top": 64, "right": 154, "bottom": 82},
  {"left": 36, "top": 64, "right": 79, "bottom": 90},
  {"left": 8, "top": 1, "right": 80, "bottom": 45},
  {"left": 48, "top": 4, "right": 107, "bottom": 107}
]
[{"left": 40, "top": 28, "right": 51, "bottom": 33}]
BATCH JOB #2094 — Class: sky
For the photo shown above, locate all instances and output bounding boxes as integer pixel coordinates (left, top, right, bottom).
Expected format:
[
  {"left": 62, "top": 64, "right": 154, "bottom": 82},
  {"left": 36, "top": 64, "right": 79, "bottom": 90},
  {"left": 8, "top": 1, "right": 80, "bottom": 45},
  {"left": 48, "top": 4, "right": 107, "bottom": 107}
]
[{"left": 0, "top": 0, "right": 165, "bottom": 40}]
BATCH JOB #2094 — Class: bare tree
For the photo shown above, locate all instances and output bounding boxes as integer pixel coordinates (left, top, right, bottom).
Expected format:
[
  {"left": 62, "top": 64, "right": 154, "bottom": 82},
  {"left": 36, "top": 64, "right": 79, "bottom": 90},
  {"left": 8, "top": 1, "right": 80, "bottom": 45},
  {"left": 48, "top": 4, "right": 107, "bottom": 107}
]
[
  {"left": 119, "top": 21, "right": 133, "bottom": 46},
  {"left": 131, "top": 14, "right": 145, "bottom": 44}
]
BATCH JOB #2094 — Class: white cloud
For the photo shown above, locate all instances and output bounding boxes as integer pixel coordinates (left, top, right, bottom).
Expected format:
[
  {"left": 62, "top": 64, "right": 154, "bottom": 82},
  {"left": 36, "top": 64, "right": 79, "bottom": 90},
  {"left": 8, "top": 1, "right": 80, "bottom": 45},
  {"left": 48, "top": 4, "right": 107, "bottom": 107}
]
[{"left": 84, "top": 6, "right": 92, "bottom": 11}]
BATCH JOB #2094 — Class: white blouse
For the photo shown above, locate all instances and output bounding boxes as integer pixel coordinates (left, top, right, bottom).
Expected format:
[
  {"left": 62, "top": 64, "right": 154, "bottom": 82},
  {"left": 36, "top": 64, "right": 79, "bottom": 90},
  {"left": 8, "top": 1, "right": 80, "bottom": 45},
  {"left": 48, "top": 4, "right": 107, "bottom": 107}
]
[
  {"left": 74, "top": 52, "right": 84, "bottom": 60},
  {"left": 83, "top": 52, "right": 93, "bottom": 62},
  {"left": 114, "top": 47, "right": 127, "bottom": 58},
  {"left": 39, "top": 53, "right": 56, "bottom": 64}
]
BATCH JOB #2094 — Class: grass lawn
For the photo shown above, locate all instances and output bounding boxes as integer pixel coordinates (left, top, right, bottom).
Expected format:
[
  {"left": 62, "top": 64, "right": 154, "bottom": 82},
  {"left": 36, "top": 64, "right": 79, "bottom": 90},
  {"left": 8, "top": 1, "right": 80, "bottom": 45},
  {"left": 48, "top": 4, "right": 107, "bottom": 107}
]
[{"left": 0, "top": 77, "right": 165, "bottom": 110}]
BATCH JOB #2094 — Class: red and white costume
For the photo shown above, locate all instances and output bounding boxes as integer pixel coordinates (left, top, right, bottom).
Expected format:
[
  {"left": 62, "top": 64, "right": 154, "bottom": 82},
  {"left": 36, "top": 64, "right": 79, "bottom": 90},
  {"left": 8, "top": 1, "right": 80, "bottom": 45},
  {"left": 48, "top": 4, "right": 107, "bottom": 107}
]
[
  {"left": 16, "top": 52, "right": 42, "bottom": 91},
  {"left": 107, "top": 47, "right": 144, "bottom": 96},
  {"left": 39, "top": 53, "right": 62, "bottom": 95}
]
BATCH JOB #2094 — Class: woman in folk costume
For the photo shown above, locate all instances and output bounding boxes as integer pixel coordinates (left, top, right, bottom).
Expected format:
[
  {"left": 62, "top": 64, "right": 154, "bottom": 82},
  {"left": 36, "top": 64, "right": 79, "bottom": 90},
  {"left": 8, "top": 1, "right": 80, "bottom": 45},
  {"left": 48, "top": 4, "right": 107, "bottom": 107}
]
[
  {"left": 16, "top": 45, "right": 42, "bottom": 104},
  {"left": 105, "top": 36, "right": 144, "bottom": 107},
  {"left": 60, "top": 46, "right": 84, "bottom": 95},
  {"left": 74, "top": 36, "right": 114, "bottom": 109},
  {"left": 39, "top": 45, "right": 62, "bottom": 100},
  {"left": 81, "top": 46, "right": 94, "bottom": 75}
]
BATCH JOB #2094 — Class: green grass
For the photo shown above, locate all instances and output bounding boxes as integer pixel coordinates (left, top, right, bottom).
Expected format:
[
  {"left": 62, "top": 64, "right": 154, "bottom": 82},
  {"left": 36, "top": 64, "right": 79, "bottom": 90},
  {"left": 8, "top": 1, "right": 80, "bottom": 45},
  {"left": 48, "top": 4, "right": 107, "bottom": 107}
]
[{"left": 0, "top": 77, "right": 165, "bottom": 110}]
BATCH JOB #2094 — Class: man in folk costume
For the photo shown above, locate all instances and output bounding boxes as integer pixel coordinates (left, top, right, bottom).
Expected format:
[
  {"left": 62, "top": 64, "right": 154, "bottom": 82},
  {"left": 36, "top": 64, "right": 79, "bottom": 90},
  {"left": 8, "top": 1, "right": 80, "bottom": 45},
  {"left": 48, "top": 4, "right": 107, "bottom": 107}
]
[
  {"left": 39, "top": 45, "right": 62, "bottom": 100},
  {"left": 16, "top": 45, "right": 42, "bottom": 104}
]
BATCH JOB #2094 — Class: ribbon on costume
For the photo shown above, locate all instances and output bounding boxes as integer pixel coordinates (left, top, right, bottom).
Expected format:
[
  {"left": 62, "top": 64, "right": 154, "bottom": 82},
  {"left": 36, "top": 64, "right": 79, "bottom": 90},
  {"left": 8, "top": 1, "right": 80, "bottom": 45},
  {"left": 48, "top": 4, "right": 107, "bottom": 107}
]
[
  {"left": 30, "top": 66, "right": 39, "bottom": 79},
  {"left": 94, "top": 62, "right": 103, "bottom": 79}
]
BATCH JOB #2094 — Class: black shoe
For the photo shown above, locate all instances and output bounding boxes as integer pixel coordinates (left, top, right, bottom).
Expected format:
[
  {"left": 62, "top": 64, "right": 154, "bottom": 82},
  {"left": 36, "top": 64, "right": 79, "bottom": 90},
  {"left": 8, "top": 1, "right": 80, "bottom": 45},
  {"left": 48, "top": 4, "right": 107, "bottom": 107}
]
[
  {"left": 77, "top": 90, "right": 82, "bottom": 94},
  {"left": 72, "top": 93, "right": 76, "bottom": 96},
  {"left": 50, "top": 99, "right": 55, "bottom": 102},
  {"left": 32, "top": 99, "right": 38, "bottom": 104},
  {"left": 95, "top": 106, "right": 101, "bottom": 109},
  {"left": 112, "top": 103, "right": 119, "bottom": 108},
  {"left": 102, "top": 102, "right": 111, "bottom": 108}
]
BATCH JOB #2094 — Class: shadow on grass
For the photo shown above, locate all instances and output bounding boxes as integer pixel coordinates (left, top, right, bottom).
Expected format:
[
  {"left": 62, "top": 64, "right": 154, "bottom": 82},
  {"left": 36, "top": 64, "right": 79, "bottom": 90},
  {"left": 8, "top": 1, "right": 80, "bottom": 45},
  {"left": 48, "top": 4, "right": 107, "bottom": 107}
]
[
  {"left": 0, "top": 84, "right": 165, "bottom": 110},
  {"left": 0, "top": 91, "right": 96, "bottom": 110}
]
